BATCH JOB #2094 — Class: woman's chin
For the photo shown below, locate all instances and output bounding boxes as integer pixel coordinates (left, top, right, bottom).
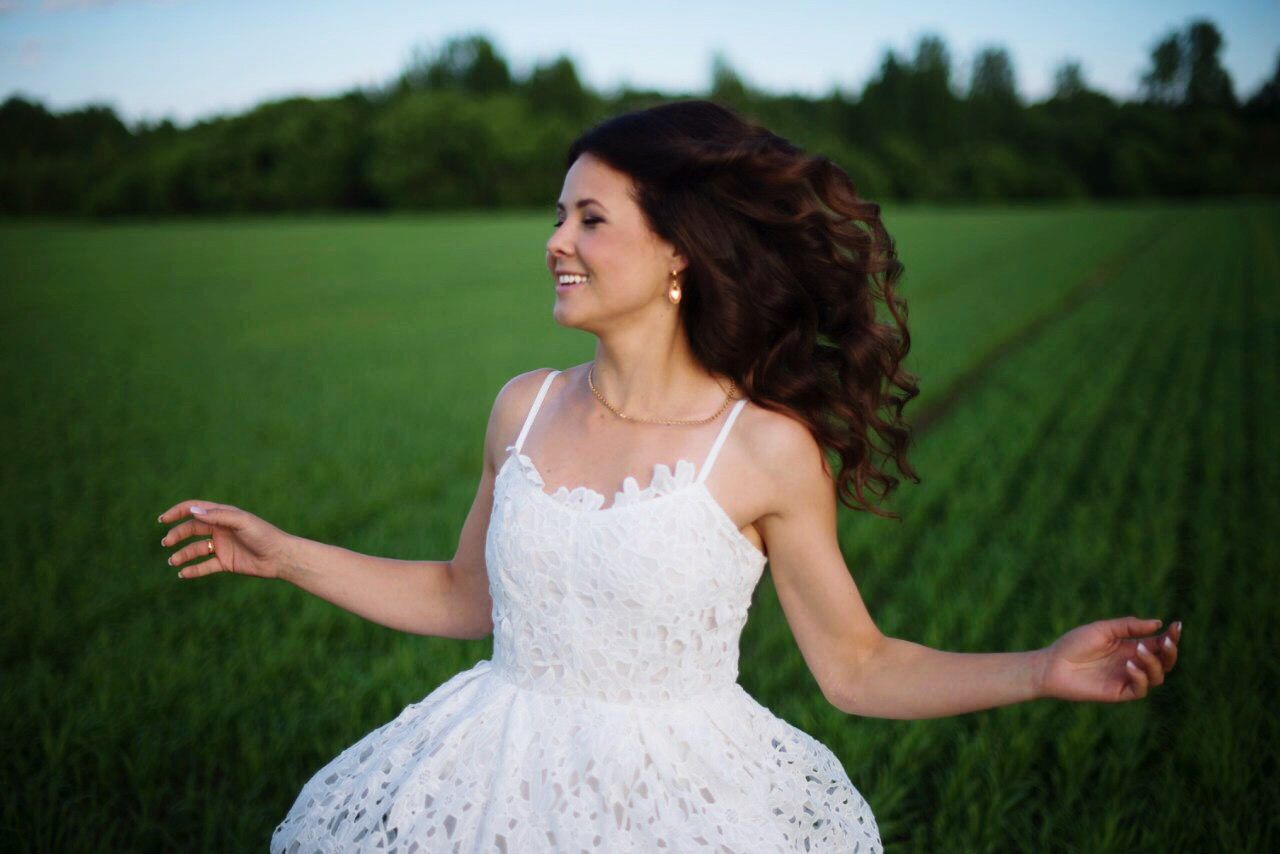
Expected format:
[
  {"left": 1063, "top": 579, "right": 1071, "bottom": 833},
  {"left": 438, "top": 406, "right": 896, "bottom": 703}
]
[{"left": 552, "top": 301, "right": 585, "bottom": 328}]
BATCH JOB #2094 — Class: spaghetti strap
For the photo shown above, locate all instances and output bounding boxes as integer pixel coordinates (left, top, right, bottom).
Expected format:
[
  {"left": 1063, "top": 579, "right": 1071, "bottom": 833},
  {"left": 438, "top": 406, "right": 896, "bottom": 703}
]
[
  {"left": 513, "top": 370, "right": 561, "bottom": 454},
  {"left": 696, "top": 398, "right": 747, "bottom": 485}
]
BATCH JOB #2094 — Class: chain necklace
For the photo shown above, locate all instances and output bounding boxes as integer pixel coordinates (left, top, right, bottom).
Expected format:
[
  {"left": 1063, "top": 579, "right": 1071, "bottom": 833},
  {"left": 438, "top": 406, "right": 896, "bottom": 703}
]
[{"left": 587, "top": 363, "right": 738, "bottom": 425}]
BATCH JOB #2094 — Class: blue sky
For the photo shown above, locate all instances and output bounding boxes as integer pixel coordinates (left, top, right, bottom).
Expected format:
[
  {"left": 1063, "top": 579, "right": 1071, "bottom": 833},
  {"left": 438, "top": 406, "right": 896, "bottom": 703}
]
[{"left": 1, "top": 0, "right": 1276, "bottom": 127}]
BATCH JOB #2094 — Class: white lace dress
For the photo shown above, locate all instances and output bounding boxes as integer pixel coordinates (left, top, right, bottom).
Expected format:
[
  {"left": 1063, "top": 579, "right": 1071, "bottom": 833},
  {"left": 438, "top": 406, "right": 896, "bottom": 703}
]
[{"left": 270, "top": 370, "right": 882, "bottom": 852}]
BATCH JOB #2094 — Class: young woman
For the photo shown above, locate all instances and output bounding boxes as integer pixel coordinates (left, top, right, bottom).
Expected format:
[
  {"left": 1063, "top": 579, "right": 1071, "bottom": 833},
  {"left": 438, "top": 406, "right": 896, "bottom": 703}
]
[{"left": 158, "top": 99, "right": 1181, "bottom": 852}]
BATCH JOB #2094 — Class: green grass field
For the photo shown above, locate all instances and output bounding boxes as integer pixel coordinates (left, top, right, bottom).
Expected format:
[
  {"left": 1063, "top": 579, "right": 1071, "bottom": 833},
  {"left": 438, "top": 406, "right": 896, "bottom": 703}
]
[{"left": 2, "top": 199, "right": 1276, "bottom": 852}]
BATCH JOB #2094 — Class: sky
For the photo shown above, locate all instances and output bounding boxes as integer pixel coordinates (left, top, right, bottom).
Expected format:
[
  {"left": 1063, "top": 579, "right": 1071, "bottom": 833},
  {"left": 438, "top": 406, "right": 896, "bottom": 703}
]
[{"left": 1, "top": 0, "right": 1277, "bottom": 128}]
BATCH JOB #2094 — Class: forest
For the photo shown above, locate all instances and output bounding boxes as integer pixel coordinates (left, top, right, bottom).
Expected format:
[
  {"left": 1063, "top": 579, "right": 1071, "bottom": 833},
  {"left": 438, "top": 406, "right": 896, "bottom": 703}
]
[{"left": 2, "top": 18, "right": 1277, "bottom": 215}]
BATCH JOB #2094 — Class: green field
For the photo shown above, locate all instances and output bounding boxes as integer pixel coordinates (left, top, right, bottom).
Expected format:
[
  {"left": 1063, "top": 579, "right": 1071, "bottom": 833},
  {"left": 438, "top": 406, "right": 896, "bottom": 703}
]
[{"left": 2, "top": 200, "right": 1276, "bottom": 852}]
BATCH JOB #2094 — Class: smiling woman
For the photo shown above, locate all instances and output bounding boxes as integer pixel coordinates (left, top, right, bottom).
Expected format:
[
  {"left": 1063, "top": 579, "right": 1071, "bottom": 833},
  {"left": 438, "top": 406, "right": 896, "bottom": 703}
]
[{"left": 157, "top": 98, "right": 1180, "bottom": 854}]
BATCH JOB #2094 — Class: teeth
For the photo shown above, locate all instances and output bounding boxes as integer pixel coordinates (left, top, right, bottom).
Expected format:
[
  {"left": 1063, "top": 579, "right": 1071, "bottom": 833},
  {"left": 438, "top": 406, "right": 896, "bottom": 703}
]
[{"left": 557, "top": 274, "right": 589, "bottom": 285}]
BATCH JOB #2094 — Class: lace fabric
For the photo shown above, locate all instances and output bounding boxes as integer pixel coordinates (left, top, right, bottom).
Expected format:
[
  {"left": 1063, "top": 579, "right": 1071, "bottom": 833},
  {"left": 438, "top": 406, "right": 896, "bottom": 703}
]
[
  {"left": 508, "top": 445, "right": 698, "bottom": 513},
  {"left": 271, "top": 369, "right": 882, "bottom": 853}
]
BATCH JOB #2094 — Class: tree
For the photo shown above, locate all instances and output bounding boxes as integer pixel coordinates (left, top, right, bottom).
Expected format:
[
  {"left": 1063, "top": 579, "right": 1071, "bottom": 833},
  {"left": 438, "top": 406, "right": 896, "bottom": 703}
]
[
  {"left": 966, "top": 46, "right": 1022, "bottom": 141},
  {"left": 1052, "top": 61, "right": 1088, "bottom": 101},
  {"left": 1140, "top": 20, "right": 1235, "bottom": 109},
  {"left": 1243, "top": 51, "right": 1280, "bottom": 119},
  {"left": 709, "top": 52, "right": 754, "bottom": 109},
  {"left": 969, "top": 46, "right": 1018, "bottom": 102},
  {"left": 856, "top": 48, "right": 912, "bottom": 147},
  {"left": 522, "top": 55, "right": 593, "bottom": 122},
  {"left": 1184, "top": 20, "right": 1235, "bottom": 109},
  {"left": 397, "top": 33, "right": 513, "bottom": 96},
  {"left": 1141, "top": 33, "right": 1184, "bottom": 105},
  {"left": 908, "top": 34, "right": 963, "bottom": 153}
]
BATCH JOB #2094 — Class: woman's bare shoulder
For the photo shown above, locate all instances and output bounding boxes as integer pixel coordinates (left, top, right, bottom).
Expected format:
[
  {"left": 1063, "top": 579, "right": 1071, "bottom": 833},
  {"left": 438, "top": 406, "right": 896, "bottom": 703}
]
[
  {"left": 482, "top": 367, "right": 572, "bottom": 464},
  {"left": 735, "top": 399, "right": 831, "bottom": 518},
  {"left": 493, "top": 367, "right": 562, "bottom": 429}
]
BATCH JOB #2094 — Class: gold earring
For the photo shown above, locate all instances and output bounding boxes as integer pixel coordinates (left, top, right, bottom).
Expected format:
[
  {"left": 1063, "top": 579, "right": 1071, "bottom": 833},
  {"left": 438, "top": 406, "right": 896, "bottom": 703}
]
[{"left": 668, "top": 269, "right": 682, "bottom": 304}]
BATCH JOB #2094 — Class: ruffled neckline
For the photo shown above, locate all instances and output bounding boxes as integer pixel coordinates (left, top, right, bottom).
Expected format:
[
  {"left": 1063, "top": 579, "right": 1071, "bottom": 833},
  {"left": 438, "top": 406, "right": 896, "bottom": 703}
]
[{"left": 505, "top": 445, "right": 698, "bottom": 512}]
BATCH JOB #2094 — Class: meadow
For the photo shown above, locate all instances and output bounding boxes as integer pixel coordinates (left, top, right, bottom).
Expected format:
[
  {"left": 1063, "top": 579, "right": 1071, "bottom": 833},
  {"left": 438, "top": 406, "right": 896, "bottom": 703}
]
[{"left": 1, "top": 199, "right": 1276, "bottom": 851}]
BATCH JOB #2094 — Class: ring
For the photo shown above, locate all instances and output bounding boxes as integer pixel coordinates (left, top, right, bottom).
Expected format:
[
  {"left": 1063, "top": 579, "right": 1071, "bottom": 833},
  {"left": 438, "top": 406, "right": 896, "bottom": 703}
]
[{"left": 207, "top": 540, "right": 214, "bottom": 554}]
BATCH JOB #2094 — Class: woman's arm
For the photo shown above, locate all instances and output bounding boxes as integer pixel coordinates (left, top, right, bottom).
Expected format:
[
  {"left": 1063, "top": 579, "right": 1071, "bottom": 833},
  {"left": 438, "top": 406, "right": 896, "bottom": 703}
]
[
  {"left": 279, "top": 538, "right": 482, "bottom": 640},
  {"left": 755, "top": 412, "right": 1179, "bottom": 720},
  {"left": 843, "top": 613, "right": 1180, "bottom": 718},
  {"left": 837, "top": 637, "right": 1042, "bottom": 719}
]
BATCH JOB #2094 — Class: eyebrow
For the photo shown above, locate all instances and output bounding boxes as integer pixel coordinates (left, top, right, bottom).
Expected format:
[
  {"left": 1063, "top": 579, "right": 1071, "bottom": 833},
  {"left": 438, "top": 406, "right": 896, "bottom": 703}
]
[{"left": 555, "top": 198, "right": 608, "bottom": 212}]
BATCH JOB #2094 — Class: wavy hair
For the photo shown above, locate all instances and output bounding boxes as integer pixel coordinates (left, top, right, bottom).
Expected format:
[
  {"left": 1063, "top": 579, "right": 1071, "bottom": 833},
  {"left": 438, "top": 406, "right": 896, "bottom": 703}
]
[{"left": 566, "top": 99, "right": 920, "bottom": 519}]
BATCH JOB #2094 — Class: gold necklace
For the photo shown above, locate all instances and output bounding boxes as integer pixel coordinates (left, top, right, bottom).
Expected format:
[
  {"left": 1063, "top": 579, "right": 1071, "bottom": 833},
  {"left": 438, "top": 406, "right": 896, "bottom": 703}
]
[{"left": 588, "top": 363, "right": 738, "bottom": 425}]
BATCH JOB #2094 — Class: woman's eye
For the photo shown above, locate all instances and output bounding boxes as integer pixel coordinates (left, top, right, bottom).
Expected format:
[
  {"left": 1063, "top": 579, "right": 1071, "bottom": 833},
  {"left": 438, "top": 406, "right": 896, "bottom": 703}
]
[{"left": 551, "top": 217, "right": 602, "bottom": 229}]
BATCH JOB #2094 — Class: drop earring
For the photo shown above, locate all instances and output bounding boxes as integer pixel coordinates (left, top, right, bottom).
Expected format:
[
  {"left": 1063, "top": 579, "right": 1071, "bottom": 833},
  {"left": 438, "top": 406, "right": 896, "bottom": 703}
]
[{"left": 667, "top": 269, "right": 682, "bottom": 304}]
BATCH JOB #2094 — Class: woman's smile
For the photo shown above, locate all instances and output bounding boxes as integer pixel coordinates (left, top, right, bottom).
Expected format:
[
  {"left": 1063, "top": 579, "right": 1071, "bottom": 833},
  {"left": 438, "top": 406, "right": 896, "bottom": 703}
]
[{"left": 555, "top": 275, "right": 589, "bottom": 295}]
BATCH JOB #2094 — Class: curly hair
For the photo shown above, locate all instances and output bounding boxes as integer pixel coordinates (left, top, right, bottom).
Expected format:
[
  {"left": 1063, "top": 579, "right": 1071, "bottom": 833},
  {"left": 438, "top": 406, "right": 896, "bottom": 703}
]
[{"left": 565, "top": 98, "right": 920, "bottom": 520}]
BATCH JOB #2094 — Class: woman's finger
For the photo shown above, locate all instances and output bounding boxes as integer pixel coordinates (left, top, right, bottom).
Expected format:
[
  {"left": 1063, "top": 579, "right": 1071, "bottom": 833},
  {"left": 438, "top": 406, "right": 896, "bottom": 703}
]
[
  {"left": 169, "top": 539, "right": 218, "bottom": 570},
  {"left": 160, "top": 519, "right": 214, "bottom": 547},
  {"left": 184, "top": 505, "right": 243, "bottom": 530},
  {"left": 1134, "top": 640, "right": 1165, "bottom": 687},
  {"left": 1109, "top": 615, "right": 1163, "bottom": 640},
  {"left": 1157, "top": 631, "right": 1179, "bottom": 672},
  {"left": 176, "top": 553, "right": 225, "bottom": 579},
  {"left": 156, "top": 501, "right": 227, "bottom": 525},
  {"left": 1124, "top": 656, "right": 1149, "bottom": 699}
]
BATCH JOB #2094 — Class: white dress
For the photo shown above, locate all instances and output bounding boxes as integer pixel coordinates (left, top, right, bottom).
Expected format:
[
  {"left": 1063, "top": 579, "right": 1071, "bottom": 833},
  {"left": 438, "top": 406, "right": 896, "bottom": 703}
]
[{"left": 271, "top": 369, "right": 882, "bottom": 852}]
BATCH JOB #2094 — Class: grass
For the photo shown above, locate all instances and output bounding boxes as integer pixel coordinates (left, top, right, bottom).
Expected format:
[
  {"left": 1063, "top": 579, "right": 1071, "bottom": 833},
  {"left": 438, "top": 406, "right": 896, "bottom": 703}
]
[{"left": 1, "top": 199, "right": 1275, "bottom": 851}]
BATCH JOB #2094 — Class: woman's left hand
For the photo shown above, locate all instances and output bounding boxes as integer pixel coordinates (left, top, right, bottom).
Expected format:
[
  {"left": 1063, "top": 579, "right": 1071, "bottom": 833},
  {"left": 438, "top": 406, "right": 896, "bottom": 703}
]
[{"left": 1034, "top": 616, "right": 1181, "bottom": 702}]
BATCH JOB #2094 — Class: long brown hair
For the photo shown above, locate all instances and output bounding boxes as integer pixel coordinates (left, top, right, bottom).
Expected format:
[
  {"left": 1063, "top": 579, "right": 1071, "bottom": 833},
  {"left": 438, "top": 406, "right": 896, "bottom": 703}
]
[{"left": 566, "top": 99, "right": 920, "bottom": 520}]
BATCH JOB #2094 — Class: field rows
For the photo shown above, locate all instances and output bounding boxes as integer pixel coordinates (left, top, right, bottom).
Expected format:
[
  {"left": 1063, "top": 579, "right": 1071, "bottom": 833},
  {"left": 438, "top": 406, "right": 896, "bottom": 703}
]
[{"left": 1, "top": 202, "right": 1274, "bottom": 850}]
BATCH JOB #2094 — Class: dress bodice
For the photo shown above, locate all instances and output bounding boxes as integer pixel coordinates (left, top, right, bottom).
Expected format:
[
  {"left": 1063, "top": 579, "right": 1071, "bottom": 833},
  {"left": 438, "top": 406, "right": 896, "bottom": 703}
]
[{"left": 484, "top": 369, "right": 768, "bottom": 704}]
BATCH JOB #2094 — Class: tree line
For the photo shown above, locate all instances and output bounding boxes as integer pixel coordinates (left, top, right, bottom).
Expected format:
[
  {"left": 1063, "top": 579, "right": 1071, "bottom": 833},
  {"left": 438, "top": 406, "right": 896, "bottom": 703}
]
[{"left": 2, "top": 19, "right": 1277, "bottom": 217}]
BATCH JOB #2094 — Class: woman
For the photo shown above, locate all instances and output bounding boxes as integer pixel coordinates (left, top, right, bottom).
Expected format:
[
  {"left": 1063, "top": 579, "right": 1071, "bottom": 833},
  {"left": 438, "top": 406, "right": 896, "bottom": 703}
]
[{"left": 157, "top": 100, "right": 1181, "bottom": 852}]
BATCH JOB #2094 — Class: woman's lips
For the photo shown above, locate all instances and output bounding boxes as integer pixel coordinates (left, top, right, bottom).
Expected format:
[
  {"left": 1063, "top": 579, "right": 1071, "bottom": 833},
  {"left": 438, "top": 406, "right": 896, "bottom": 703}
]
[{"left": 555, "top": 277, "right": 587, "bottom": 295}]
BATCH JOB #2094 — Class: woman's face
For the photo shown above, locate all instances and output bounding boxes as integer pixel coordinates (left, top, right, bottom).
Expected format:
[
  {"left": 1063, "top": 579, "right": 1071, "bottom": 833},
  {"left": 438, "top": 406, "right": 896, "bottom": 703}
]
[{"left": 545, "top": 153, "right": 684, "bottom": 331}]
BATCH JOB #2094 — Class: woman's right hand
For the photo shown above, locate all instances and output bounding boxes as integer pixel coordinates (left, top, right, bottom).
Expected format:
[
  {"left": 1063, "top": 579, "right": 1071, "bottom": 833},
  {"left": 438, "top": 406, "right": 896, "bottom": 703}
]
[{"left": 158, "top": 500, "right": 294, "bottom": 581}]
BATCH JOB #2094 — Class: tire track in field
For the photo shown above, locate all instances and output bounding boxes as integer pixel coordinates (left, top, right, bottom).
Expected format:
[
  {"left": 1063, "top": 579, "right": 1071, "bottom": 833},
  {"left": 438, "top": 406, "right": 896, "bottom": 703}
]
[
  {"left": 910, "top": 218, "right": 1170, "bottom": 436},
  {"left": 851, "top": 216, "right": 1175, "bottom": 599},
  {"left": 846, "top": 288, "right": 1126, "bottom": 601},
  {"left": 923, "top": 286, "right": 1176, "bottom": 638},
  {"left": 870, "top": 224, "right": 1177, "bottom": 599}
]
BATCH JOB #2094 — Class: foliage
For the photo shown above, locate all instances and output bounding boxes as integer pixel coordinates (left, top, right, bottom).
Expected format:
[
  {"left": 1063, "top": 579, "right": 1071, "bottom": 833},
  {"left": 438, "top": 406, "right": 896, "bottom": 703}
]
[{"left": 1, "top": 20, "right": 1277, "bottom": 216}]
